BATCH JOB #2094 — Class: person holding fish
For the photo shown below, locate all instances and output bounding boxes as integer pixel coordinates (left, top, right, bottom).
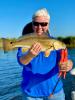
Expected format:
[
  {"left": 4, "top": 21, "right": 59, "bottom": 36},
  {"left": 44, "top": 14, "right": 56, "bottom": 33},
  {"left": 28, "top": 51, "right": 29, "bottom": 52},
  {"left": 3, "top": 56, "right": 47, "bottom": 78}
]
[{"left": 17, "top": 8, "right": 73, "bottom": 100}]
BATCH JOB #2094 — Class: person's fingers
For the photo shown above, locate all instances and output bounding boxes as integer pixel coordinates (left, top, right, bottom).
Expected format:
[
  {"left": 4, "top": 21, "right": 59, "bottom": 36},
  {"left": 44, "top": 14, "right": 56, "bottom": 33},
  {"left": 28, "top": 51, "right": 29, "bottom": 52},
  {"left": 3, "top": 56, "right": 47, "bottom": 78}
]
[
  {"left": 29, "top": 42, "right": 42, "bottom": 56},
  {"left": 35, "top": 46, "right": 41, "bottom": 53},
  {"left": 60, "top": 61, "right": 73, "bottom": 72},
  {"left": 58, "top": 72, "right": 62, "bottom": 77},
  {"left": 63, "top": 72, "right": 66, "bottom": 79},
  {"left": 66, "top": 60, "right": 73, "bottom": 71},
  {"left": 59, "top": 60, "right": 73, "bottom": 72},
  {"left": 33, "top": 43, "right": 41, "bottom": 51},
  {"left": 59, "top": 65, "right": 71, "bottom": 72}
]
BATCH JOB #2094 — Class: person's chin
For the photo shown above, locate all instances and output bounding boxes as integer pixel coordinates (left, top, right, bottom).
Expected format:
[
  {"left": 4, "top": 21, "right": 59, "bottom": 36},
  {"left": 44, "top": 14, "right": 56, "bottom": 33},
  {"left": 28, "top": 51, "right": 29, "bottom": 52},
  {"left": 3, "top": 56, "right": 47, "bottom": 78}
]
[{"left": 36, "top": 32, "right": 43, "bottom": 36}]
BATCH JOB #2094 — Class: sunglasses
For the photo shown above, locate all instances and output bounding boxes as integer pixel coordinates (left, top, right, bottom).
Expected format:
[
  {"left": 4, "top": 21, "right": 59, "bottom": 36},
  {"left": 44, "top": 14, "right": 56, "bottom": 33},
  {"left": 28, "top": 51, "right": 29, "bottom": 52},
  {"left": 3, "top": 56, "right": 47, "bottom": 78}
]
[{"left": 33, "top": 22, "right": 48, "bottom": 27}]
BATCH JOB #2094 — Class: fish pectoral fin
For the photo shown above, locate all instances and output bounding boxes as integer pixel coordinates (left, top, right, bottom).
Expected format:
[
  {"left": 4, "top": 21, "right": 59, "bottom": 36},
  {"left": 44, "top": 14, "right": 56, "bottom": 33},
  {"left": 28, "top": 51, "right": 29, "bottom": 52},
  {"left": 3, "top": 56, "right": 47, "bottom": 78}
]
[
  {"left": 44, "top": 49, "right": 51, "bottom": 57},
  {"left": 44, "top": 47, "right": 54, "bottom": 57},
  {"left": 22, "top": 47, "right": 29, "bottom": 53}
]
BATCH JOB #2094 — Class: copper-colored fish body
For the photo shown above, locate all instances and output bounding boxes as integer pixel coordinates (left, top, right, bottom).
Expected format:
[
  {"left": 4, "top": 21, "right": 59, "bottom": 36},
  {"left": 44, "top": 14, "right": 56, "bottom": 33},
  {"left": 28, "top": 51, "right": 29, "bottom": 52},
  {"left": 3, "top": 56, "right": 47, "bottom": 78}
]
[{"left": 2, "top": 33, "right": 66, "bottom": 57}]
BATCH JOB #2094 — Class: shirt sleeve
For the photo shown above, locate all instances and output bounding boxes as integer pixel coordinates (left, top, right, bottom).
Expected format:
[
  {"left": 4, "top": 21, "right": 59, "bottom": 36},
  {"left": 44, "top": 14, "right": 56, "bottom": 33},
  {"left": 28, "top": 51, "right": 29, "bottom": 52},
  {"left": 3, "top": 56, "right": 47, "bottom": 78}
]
[{"left": 17, "top": 47, "right": 28, "bottom": 66}]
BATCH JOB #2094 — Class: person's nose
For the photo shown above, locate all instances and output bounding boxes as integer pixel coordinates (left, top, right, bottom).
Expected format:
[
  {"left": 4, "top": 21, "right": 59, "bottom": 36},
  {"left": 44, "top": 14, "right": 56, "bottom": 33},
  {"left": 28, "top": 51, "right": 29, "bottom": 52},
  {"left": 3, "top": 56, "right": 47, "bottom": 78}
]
[{"left": 38, "top": 24, "right": 42, "bottom": 29}]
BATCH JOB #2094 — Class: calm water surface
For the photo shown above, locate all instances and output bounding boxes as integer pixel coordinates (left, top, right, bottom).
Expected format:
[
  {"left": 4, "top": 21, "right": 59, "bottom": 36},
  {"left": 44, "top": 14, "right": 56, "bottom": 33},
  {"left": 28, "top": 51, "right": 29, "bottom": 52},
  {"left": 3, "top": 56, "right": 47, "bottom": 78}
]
[{"left": 0, "top": 49, "right": 75, "bottom": 100}]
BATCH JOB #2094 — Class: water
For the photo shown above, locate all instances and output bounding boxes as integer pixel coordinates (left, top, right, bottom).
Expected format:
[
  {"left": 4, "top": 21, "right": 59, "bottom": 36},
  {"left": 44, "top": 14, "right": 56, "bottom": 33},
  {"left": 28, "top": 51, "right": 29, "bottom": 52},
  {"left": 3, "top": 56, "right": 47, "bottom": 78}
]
[
  {"left": 0, "top": 50, "right": 22, "bottom": 100},
  {"left": 0, "top": 49, "right": 75, "bottom": 100}
]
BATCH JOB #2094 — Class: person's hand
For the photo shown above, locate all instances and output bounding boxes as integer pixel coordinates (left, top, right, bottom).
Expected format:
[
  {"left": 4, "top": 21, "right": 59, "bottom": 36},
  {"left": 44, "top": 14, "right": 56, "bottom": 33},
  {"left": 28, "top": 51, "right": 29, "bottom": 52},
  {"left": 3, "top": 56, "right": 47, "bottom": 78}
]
[
  {"left": 20, "top": 42, "right": 43, "bottom": 65},
  {"left": 59, "top": 60, "right": 73, "bottom": 72},
  {"left": 29, "top": 42, "right": 43, "bottom": 57}
]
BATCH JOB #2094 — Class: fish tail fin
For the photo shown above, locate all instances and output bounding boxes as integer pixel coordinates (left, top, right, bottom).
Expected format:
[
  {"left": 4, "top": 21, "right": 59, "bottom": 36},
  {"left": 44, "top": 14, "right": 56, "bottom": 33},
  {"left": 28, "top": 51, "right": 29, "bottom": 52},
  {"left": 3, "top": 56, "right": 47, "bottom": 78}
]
[{"left": 2, "top": 38, "right": 13, "bottom": 53}]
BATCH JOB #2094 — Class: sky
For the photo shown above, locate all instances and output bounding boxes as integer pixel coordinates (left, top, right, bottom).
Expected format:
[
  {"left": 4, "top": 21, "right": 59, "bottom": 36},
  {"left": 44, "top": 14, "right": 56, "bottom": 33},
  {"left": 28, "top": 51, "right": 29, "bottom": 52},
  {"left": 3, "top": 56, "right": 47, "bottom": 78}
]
[{"left": 0, "top": 0, "right": 75, "bottom": 38}]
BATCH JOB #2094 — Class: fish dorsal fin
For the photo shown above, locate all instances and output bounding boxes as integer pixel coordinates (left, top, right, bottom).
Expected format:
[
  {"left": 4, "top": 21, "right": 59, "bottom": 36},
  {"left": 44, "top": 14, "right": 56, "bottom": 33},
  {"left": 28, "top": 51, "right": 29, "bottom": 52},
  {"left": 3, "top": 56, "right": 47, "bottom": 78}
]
[
  {"left": 18, "top": 33, "right": 34, "bottom": 40},
  {"left": 17, "top": 32, "right": 49, "bottom": 42}
]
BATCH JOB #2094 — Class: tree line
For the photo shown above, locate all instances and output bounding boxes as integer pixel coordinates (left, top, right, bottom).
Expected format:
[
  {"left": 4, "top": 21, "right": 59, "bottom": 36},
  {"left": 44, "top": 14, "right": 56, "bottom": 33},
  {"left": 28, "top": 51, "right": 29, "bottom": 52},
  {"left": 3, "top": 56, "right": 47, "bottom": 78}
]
[{"left": 57, "top": 36, "right": 75, "bottom": 48}]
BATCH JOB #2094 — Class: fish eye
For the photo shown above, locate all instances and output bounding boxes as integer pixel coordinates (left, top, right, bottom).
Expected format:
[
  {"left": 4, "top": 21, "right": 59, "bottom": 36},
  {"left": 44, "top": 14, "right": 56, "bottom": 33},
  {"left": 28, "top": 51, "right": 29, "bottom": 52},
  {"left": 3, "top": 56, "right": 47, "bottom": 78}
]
[{"left": 10, "top": 42, "right": 13, "bottom": 44}]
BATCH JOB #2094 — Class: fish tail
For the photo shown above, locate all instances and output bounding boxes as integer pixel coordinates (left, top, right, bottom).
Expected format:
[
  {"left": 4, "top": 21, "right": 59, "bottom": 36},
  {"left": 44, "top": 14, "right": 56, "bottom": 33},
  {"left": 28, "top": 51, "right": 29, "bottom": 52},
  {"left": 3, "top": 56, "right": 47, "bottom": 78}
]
[{"left": 2, "top": 38, "right": 13, "bottom": 53}]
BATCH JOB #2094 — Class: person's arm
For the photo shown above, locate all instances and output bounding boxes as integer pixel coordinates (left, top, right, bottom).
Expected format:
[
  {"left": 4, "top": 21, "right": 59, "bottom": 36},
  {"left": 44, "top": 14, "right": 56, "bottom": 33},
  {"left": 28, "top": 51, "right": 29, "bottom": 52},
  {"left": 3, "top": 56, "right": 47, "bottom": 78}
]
[
  {"left": 19, "top": 51, "right": 35, "bottom": 65},
  {"left": 19, "top": 42, "right": 42, "bottom": 65}
]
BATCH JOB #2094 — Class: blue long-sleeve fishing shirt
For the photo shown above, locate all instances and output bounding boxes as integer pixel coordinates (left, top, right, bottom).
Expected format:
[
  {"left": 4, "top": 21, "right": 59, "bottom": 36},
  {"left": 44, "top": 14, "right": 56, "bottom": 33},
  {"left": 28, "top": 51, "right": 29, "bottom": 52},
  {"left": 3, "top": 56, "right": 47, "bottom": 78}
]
[{"left": 17, "top": 46, "right": 64, "bottom": 97}]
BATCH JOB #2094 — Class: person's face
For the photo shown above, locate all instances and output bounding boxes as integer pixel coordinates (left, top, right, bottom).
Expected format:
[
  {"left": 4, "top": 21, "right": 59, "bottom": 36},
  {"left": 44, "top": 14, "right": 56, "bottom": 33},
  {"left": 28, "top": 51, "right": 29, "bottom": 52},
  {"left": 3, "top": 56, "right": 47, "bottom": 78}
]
[{"left": 32, "top": 16, "right": 49, "bottom": 36}]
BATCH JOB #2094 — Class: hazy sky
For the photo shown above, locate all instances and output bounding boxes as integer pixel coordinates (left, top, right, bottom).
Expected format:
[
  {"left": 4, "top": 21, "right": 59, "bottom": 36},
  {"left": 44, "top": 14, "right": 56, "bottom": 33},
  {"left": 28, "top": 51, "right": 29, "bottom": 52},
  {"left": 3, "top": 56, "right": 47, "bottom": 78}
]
[{"left": 0, "top": 0, "right": 75, "bottom": 38}]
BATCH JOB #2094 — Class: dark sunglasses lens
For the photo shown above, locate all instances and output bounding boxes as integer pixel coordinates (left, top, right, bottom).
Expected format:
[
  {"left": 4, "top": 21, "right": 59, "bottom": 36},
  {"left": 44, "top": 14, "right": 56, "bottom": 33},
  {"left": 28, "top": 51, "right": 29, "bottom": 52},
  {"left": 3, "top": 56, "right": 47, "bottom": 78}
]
[
  {"left": 33, "top": 22, "right": 48, "bottom": 26},
  {"left": 33, "top": 22, "right": 39, "bottom": 26},
  {"left": 41, "top": 23, "right": 48, "bottom": 26}
]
